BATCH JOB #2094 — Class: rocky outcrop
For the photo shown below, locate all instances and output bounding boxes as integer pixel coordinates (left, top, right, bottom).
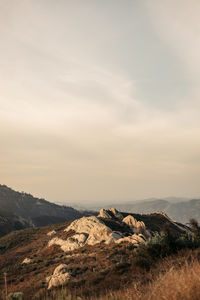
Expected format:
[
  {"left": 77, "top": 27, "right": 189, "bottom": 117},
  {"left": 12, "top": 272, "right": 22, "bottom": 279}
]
[
  {"left": 47, "top": 207, "right": 191, "bottom": 253},
  {"left": 48, "top": 234, "right": 88, "bottom": 252},
  {"left": 47, "top": 230, "right": 56, "bottom": 236},
  {"left": 49, "top": 216, "right": 124, "bottom": 251},
  {"left": 98, "top": 208, "right": 123, "bottom": 220},
  {"left": 48, "top": 213, "right": 150, "bottom": 252},
  {"left": 116, "top": 233, "right": 147, "bottom": 246},
  {"left": 123, "top": 215, "right": 151, "bottom": 239},
  {"left": 98, "top": 209, "right": 113, "bottom": 219},
  {"left": 109, "top": 208, "right": 123, "bottom": 220},
  {"left": 46, "top": 264, "right": 71, "bottom": 289}
]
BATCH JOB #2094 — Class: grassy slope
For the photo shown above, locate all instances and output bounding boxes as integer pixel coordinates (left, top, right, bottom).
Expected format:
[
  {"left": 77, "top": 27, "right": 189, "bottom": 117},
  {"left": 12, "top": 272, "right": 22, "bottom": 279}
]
[{"left": 0, "top": 215, "right": 198, "bottom": 300}]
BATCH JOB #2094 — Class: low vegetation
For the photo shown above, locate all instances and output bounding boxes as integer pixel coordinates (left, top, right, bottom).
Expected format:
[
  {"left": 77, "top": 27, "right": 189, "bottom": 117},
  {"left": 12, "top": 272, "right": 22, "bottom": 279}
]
[{"left": 1, "top": 218, "right": 200, "bottom": 300}]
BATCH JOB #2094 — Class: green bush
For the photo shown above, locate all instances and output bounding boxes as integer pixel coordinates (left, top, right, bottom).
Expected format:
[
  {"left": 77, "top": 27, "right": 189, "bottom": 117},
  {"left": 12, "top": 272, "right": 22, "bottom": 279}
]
[{"left": 8, "top": 292, "right": 24, "bottom": 300}]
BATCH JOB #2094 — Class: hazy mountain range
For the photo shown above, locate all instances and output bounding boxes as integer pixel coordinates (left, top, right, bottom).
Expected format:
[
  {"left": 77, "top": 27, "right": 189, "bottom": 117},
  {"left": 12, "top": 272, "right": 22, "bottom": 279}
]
[
  {"left": 97, "top": 198, "right": 200, "bottom": 224},
  {"left": 0, "top": 184, "right": 200, "bottom": 238}
]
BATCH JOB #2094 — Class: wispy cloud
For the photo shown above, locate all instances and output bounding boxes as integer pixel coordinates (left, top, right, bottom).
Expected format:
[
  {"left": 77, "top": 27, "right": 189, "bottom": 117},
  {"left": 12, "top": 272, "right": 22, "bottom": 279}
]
[{"left": 0, "top": 0, "right": 200, "bottom": 202}]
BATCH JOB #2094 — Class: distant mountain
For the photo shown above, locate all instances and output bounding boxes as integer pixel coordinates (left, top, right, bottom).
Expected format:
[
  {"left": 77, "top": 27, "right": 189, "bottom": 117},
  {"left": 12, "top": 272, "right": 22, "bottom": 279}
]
[
  {"left": 0, "top": 184, "right": 91, "bottom": 237},
  {"left": 104, "top": 199, "right": 200, "bottom": 224}
]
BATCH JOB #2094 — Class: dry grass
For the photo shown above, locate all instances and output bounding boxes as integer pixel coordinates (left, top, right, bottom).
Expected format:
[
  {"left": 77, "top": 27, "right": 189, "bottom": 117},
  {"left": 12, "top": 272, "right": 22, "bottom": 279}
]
[
  {"left": 142, "top": 259, "right": 200, "bottom": 300},
  {"left": 91, "top": 255, "right": 200, "bottom": 300},
  {"left": 1, "top": 218, "right": 200, "bottom": 300}
]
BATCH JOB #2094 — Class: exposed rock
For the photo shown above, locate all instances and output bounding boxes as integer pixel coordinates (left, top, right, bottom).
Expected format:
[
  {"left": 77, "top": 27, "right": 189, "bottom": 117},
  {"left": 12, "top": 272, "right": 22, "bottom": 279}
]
[
  {"left": 65, "top": 216, "right": 111, "bottom": 237},
  {"left": 109, "top": 208, "right": 123, "bottom": 220},
  {"left": 49, "top": 216, "right": 124, "bottom": 251},
  {"left": 47, "top": 230, "right": 56, "bottom": 236},
  {"left": 123, "top": 215, "right": 151, "bottom": 239},
  {"left": 98, "top": 208, "right": 123, "bottom": 220},
  {"left": 46, "top": 264, "right": 70, "bottom": 289},
  {"left": 155, "top": 211, "right": 170, "bottom": 218},
  {"left": 98, "top": 209, "right": 113, "bottom": 219},
  {"left": 48, "top": 211, "right": 155, "bottom": 252},
  {"left": 48, "top": 236, "right": 84, "bottom": 252},
  {"left": 116, "top": 233, "right": 146, "bottom": 246},
  {"left": 22, "top": 258, "right": 32, "bottom": 264}
]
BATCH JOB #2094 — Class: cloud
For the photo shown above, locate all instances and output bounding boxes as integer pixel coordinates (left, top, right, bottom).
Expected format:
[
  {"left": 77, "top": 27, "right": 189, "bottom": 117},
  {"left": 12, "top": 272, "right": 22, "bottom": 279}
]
[{"left": 0, "top": 0, "right": 200, "bottom": 202}]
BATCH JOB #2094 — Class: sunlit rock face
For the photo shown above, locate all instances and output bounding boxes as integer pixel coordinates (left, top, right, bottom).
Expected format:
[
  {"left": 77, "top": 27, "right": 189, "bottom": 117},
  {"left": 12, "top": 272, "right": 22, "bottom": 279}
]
[
  {"left": 48, "top": 209, "right": 152, "bottom": 252},
  {"left": 98, "top": 208, "right": 123, "bottom": 220},
  {"left": 122, "top": 215, "right": 151, "bottom": 239},
  {"left": 48, "top": 216, "right": 124, "bottom": 251},
  {"left": 46, "top": 264, "right": 71, "bottom": 289},
  {"left": 116, "top": 233, "right": 147, "bottom": 246},
  {"left": 47, "top": 230, "right": 56, "bottom": 236}
]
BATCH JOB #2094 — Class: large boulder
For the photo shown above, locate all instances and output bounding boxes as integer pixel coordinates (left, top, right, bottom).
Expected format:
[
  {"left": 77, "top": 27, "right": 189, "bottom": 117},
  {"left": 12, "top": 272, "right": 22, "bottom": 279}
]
[
  {"left": 48, "top": 216, "right": 124, "bottom": 251},
  {"left": 22, "top": 258, "right": 32, "bottom": 264},
  {"left": 46, "top": 264, "right": 71, "bottom": 289},
  {"left": 123, "top": 215, "right": 151, "bottom": 239}
]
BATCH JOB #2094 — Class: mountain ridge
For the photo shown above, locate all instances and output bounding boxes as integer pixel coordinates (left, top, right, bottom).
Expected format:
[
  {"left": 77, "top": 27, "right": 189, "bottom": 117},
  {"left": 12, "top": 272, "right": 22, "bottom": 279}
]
[{"left": 0, "top": 184, "right": 93, "bottom": 237}]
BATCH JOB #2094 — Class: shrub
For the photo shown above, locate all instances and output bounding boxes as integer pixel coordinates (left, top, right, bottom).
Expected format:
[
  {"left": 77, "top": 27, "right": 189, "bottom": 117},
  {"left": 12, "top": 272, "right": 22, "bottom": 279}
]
[{"left": 8, "top": 292, "right": 24, "bottom": 300}]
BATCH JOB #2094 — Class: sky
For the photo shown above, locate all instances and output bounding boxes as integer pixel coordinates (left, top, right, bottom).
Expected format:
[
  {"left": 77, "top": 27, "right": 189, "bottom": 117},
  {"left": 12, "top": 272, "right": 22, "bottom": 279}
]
[{"left": 0, "top": 0, "right": 200, "bottom": 205}]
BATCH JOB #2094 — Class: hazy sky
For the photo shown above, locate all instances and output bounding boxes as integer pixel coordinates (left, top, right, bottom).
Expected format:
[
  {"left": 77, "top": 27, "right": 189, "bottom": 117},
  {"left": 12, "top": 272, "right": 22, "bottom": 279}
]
[{"left": 1, "top": 0, "right": 200, "bottom": 204}]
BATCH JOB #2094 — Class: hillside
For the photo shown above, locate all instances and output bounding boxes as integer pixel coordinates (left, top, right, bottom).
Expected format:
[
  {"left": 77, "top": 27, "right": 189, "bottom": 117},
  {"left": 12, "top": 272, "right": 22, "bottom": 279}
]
[
  {"left": 0, "top": 185, "right": 91, "bottom": 237},
  {"left": 0, "top": 210, "right": 29, "bottom": 237},
  {"left": 0, "top": 208, "right": 194, "bottom": 299}
]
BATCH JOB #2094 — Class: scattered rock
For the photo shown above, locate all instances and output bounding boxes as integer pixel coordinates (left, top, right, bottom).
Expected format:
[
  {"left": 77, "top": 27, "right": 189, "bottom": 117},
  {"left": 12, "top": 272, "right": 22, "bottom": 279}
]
[
  {"left": 47, "top": 230, "right": 56, "bottom": 236},
  {"left": 22, "top": 258, "right": 32, "bottom": 264},
  {"left": 116, "top": 233, "right": 147, "bottom": 246},
  {"left": 46, "top": 264, "right": 71, "bottom": 289}
]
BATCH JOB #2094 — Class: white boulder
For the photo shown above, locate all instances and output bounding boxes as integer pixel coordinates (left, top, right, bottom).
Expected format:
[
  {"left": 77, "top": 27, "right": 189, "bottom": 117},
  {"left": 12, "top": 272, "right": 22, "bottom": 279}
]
[
  {"left": 116, "top": 233, "right": 146, "bottom": 246},
  {"left": 47, "top": 230, "right": 56, "bottom": 236},
  {"left": 46, "top": 264, "right": 70, "bottom": 289},
  {"left": 22, "top": 258, "right": 32, "bottom": 264}
]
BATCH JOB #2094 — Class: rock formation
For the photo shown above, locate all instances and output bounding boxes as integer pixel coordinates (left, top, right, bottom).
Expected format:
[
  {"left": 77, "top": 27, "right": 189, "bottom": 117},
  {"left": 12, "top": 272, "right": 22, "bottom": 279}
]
[
  {"left": 46, "top": 264, "right": 71, "bottom": 289},
  {"left": 122, "top": 215, "right": 151, "bottom": 239},
  {"left": 22, "top": 258, "right": 32, "bottom": 264},
  {"left": 48, "top": 210, "right": 150, "bottom": 252},
  {"left": 48, "top": 216, "right": 124, "bottom": 251},
  {"left": 116, "top": 233, "right": 147, "bottom": 246},
  {"left": 98, "top": 208, "right": 123, "bottom": 220},
  {"left": 47, "top": 230, "right": 56, "bottom": 236}
]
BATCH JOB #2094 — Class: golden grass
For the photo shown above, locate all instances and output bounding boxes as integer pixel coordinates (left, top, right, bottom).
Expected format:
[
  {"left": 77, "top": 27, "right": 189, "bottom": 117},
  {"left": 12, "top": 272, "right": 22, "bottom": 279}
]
[
  {"left": 91, "top": 257, "right": 200, "bottom": 300},
  {"left": 142, "top": 259, "right": 200, "bottom": 300}
]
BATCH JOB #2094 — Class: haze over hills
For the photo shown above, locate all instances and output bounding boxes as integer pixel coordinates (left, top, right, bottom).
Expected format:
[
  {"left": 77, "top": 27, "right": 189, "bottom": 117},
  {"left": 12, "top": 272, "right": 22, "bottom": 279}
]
[{"left": 96, "top": 198, "right": 200, "bottom": 224}]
